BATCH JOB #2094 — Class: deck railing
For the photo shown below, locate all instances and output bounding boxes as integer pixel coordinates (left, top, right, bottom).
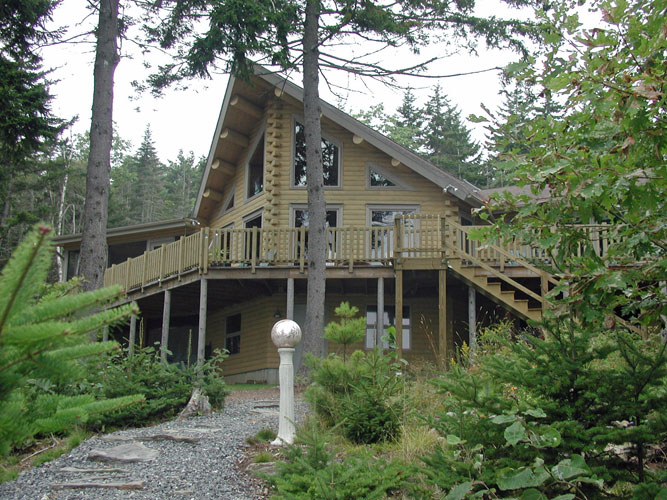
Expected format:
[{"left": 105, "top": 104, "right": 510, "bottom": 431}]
[{"left": 103, "top": 217, "right": 619, "bottom": 293}]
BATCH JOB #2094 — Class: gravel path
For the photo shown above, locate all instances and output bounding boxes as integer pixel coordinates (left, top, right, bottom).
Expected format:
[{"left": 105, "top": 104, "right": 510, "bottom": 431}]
[{"left": 0, "top": 389, "right": 306, "bottom": 500}]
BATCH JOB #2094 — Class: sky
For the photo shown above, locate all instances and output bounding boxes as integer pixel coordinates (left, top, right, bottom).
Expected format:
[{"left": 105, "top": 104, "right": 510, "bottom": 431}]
[{"left": 41, "top": 0, "right": 532, "bottom": 164}]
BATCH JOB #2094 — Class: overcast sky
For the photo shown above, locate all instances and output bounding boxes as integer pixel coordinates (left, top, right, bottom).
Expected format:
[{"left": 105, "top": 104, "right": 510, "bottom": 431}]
[{"left": 41, "top": 0, "right": 531, "bottom": 163}]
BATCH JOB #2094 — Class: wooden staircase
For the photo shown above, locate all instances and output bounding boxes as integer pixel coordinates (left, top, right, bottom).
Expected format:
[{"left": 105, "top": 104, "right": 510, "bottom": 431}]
[{"left": 443, "top": 220, "right": 558, "bottom": 323}]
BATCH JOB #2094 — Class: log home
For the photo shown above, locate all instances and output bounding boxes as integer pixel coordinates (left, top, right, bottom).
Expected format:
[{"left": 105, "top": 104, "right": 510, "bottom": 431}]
[{"left": 56, "top": 67, "right": 617, "bottom": 383}]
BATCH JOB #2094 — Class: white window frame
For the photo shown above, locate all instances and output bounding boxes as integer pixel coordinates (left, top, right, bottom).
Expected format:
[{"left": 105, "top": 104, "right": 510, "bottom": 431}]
[
  {"left": 365, "top": 162, "right": 414, "bottom": 190},
  {"left": 289, "top": 204, "right": 343, "bottom": 261},
  {"left": 290, "top": 115, "right": 343, "bottom": 190},
  {"left": 366, "top": 204, "right": 419, "bottom": 260},
  {"left": 365, "top": 304, "right": 411, "bottom": 350},
  {"left": 245, "top": 123, "right": 267, "bottom": 202},
  {"left": 243, "top": 208, "right": 264, "bottom": 228}
]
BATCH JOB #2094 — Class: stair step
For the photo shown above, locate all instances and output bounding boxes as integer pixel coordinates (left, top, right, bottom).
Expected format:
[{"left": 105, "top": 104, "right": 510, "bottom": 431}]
[{"left": 528, "top": 306, "right": 542, "bottom": 312}]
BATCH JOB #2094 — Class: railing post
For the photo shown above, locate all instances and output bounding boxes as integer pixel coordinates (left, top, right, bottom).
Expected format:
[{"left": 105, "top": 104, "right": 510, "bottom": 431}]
[
  {"left": 299, "top": 226, "right": 306, "bottom": 273},
  {"left": 158, "top": 245, "right": 165, "bottom": 286},
  {"left": 251, "top": 226, "right": 257, "bottom": 273},
  {"left": 125, "top": 259, "right": 131, "bottom": 294},
  {"left": 202, "top": 228, "right": 209, "bottom": 275},
  {"left": 394, "top": 215, "right": 403, "bottom": 267},
  {"left": 141, "top": 251, "right": 148, "bottom": 291},
  {"left": 178, "top": 236, "right": 184, "bottom": 281},
  {"left": 440, "top": 216, "right": 448, "bottom": 264}
]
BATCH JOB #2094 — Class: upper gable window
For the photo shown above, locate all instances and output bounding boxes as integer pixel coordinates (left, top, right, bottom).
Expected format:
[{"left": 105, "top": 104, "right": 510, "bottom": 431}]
[
  {"left": 293, "top": 120, "right": 340, "bottom": 188},
  {"left": 366, "top": 163, "right": 413, "bottom": 190},
  {"left": 246, "top": 132, "right": 265, "bottom": 200}
]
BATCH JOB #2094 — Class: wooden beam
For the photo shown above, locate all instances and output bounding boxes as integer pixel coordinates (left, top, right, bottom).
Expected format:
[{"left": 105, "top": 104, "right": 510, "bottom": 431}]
[
  {"left": 352, "top": 134, "right": 364, "bottom": 145},
  {"left": 161, "top": 289, "right": 171, "bottom": 361},
  {"left": 468, "top": 286, "right": 476, "bottom": 354},
  {"left": 286, "top": 278, "right": 294, "bottom": 320},
  {"left": 202, "top": 188, "right": 224, "bottom": 202},
  {"left": 197, "top": 278, "right": 208, "bottom": 365},
  {"left": 395, "top": 271, "right": 403, "bottom": 359},
  {"left": 391, "top": 158, "right": 401, "bottom": 167},
  {"left": 438, "top": 270, "right": 447, "bottom": 368},
  {"left": 377, "top": 277, "right": 384, "bottom": 347},
  {"left": 211, "top": 159, "right": 235, "bottom": 176},
  {"left": 220, "top": 127, "right": 249, "bottom": 147},
  {"left": 230, "top": 94, "right": 263, "bottom": 118}
]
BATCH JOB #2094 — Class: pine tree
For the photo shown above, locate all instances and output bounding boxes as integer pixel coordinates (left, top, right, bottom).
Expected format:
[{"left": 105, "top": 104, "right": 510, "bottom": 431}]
[
  {"left": 133, "top": 126, "right": 166, "bottom": 223},
  {"left": 0, "top": 226, "right": 142, "bottom": 454},
  {"left": 423, "top": 84, "right": 483, "bottom": 184}
]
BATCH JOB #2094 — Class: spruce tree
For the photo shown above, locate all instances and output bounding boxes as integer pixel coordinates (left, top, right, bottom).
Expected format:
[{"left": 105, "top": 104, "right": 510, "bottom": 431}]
[
  {"left": 423, "top": 84, "right": 483, "bottom": 184},
  {"left": 0, "top": 226, "right": 142, "bottom": 454}
]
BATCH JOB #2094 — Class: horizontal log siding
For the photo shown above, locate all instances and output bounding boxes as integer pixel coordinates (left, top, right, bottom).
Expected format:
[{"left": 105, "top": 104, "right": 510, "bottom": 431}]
[
  {"left": 206, "top": 295, "right": 282, "bottom": 376},
  {"left": 210, "top": 99, "right": 457, "bottom": 230}
]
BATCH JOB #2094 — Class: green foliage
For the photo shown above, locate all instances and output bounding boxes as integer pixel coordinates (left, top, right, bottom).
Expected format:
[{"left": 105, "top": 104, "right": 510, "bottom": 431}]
[
  {"left": 247, "top": 427, "right": 277, "bottom": 445},
  {"left": 80, "top": 343, "right": 228, "bottom": 427},
  {"left": 268, "top": 423, "right": 407, "bottom": 499},
  {"left": 323, "top": 302, "right": 365, "bottom": 361},
  {"left": 420, "top": 319, "right": 667, "bottom": 498},
  {"left": 305, "top": 348, "right": 403, "bottom": 444},
  {"left": 0, "top": 226, "right": 142, "bottom": 455}
]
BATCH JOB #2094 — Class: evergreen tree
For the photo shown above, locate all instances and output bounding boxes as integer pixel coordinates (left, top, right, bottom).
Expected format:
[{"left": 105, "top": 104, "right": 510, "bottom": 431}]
[
  {"left": 132, "top": 126, "right": 166, "bottom": 223},
  {"left": 0, "top": 226, "right": 142, "bottom": 454},
  {"left": 423, "top": 84, "right": 483, "bottom": 184},
  {"left": 164, "top": 150, "right": 205, "bottom": 219},
  {"left": 387, "top": 88, "right": 424, "bottom": 152}
]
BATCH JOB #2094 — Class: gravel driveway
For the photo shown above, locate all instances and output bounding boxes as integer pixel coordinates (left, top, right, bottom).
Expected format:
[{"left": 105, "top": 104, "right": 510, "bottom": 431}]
[{"left": 0, "top": 388, "right": 305, "bottom": 500}]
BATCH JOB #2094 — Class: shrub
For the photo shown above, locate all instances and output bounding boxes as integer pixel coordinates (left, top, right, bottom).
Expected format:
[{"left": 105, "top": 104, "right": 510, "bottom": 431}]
[
  {"left": 306, "top": 348, "right": 403, "bottom": 444},
  {"left": 323, "top": 302, "right": 365, "bottom": 361},
  {"left": 79, "top": 344, "right": 228, "bottom": 428}
]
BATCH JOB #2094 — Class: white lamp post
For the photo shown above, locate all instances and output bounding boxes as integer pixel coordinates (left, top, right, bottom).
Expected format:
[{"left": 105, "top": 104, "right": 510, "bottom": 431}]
[{"left": 270, "top": 319, "right": 302, "bottom": 445}]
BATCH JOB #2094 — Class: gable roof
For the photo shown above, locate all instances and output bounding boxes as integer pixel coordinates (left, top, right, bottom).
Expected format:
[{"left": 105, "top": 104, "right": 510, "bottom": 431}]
[{"left": 194, "top": 66, "right": 484, "bottom": 220}]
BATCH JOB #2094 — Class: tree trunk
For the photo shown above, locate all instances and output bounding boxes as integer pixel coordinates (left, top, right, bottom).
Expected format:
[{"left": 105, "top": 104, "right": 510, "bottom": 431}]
[
  {"left": 301, "top": 0, "right": 327, "bottom": 364},
  {"left": 55, "top": 171, "right": 69, "bottom": 281},
  {"left": 79, "top": 0, "right": 120, "bottom": 292}
]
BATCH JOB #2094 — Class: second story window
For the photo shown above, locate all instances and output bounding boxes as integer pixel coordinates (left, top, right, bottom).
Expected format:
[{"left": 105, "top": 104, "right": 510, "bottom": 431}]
[
  {"left": 246, "top": 133, "right": 265, "bottom": 200},
  {"left": 293, "top": 120, "right": 340, "bottom": 188}
]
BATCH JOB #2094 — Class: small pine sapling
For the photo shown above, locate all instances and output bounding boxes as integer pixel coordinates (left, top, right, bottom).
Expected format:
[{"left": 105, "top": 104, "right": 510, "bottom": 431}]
[{"left": 323, "top": 302, "right": 365, "bottom": 362}]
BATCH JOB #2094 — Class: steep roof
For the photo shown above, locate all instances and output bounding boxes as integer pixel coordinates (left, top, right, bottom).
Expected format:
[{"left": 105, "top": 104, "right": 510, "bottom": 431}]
[{"left": 194, "top": 66, "right": 484, "bottom": 220}]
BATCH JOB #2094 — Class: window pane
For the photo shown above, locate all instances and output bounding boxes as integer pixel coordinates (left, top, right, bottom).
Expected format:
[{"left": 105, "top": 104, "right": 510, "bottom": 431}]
[
  {"left": 247, "top": 134, "right": 264, "bottom": 198},
  {"left": 294, "top": 121, "right": 339, "bottom": 187},
  {"left": 370, "top": 168, "right": 395, "bottom": 187}
]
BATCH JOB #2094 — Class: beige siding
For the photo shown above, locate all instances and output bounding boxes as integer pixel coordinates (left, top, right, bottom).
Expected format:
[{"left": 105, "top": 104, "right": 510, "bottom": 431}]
[{"left": 209, "top": 99, "right": 458, "bottom": 230}]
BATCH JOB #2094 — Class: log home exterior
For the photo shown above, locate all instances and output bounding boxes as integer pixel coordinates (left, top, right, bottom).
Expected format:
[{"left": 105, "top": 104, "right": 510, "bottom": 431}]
[{"left": 56, "top": 68, "right": 618, "bottom": 383}]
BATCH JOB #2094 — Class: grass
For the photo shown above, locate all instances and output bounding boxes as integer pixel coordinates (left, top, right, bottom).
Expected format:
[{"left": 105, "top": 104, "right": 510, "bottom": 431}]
[
  {"left": 253, "top": 451, "right": 275, "bottom": 464},
  {"left": 246, "top": 428, "right": 277, "bottom": 445},
  {"left": 0, "top": 428, "right": 92, "bottom": 485},
  {"left": 228, "top": 383, "right": 276, "bottom": 391}
]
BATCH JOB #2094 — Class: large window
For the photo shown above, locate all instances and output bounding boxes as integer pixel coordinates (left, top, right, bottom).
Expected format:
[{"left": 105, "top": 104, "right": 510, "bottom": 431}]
[
  {"left": 246, "top": 133, "right": 265, "bottom": 200},
  {"left": 291, "top": 205, "right": 341, "bottom": 259},
  {"left": 225, "top": 313, "right": 241, "bottom": 355},
  {"left": 367, "top": 205, "right": 418, "bottom": 257},
  {"left": 365, "top": 305, "right": 410, "bottom": 350},
  {"left": 293, "top": 120, "right": 340, "bottom": 188}
]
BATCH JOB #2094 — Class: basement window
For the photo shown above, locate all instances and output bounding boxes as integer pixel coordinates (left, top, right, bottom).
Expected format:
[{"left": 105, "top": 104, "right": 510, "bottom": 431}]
[
  {"left": 365, "top": 305, "right": 410, "bottom": 350},
  {"left": 292, "top": 120, "right": 341, "bottom": 188},
  {"left": 225, "top": 313, "right": 241, "bottom": 355}
]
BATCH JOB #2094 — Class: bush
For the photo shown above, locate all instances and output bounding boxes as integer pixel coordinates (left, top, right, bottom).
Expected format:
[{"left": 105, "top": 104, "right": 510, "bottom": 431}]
[
  {"left": 268, "top": 423, "right": 408, "bottom": 499},
  {"left": 305, "top": 348, "right": 403, "bottom": 444},
  {"left": 79, "top": 343, "right": 228, "bottom": 428}
]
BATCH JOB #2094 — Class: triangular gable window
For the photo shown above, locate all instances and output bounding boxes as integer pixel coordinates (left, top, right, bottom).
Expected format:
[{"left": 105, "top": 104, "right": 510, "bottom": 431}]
[
  {"left": 369, "top": 167, "right": 396, "bottom": 187},
  {"left": 366, "top": 163, "right": 413, "bottom": 190}
]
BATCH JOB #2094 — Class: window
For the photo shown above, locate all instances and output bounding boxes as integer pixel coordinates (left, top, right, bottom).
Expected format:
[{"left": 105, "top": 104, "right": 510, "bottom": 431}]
[
  {"left": 293, "top": 120, "right": 340, "bottom": 187},
  {"left": 366, "top": 205, "right": 418, "bottom": 257},
  {"left": 246, "top": 133, "right": 265, "bottom": 199},
  {"left": 217, "top": 187, "right": 235, "bottom": 217},
  {"left": 65, "top": 250, "right": 80, "bottom": 281},
  {"left": 291, "top": 205, "right": 341, "bottom": 259},
  {"left": 225, "top": 313, "right": 241, "bottom": 355},
  {"left": 365, "top": 305, "right": 410, "bottom": 350},
  {"left": 366, "top": 163, "right": 413, "bottom": 190},
  {"left": 243, "top": 210, "right": 262, "bottom": 260}
]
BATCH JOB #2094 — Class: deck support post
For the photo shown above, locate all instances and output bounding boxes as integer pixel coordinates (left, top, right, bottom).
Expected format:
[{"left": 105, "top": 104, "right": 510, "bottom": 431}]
[
  {"left": 468, "top": 286, "right": 477, "bottom": 354},
  {"left": 197, "top": 278, "right": 208, "bottom": 365},
  {"left": 128, "top": 314, "right": 137, "bottom": 357},
  {"left": 161, "top": 289, "right": 171, "bottom": 361},
  {"left": 286, "top": 278, "right": 295, "bottom": 320},
  {"left": 395, "top": 271, "right": 403, "bottom": 359},
  {"left": 438, "top": 269, "right": 448, "bottom": 368},
  {"left": 376, "top": 277, "right": 384, "bottom": 347}
]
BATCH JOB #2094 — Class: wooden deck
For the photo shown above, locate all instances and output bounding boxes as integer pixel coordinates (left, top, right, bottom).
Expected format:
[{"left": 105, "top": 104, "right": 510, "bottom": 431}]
[{"left": 103, "top": 215, "right": 618, "bottom": 322}]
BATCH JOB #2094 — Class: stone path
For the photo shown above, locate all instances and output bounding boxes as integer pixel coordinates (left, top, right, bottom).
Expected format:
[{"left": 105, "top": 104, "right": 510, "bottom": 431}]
[{"left": 0, "top": 390, "right": 305, "bottom": 500}]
